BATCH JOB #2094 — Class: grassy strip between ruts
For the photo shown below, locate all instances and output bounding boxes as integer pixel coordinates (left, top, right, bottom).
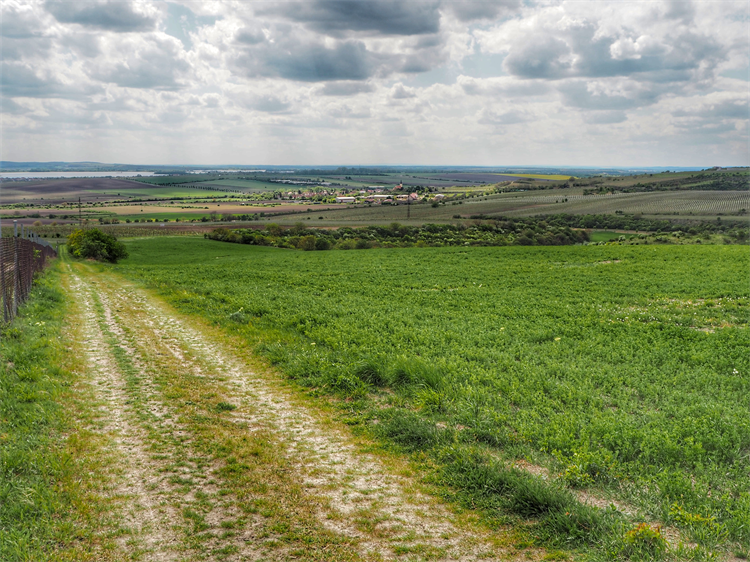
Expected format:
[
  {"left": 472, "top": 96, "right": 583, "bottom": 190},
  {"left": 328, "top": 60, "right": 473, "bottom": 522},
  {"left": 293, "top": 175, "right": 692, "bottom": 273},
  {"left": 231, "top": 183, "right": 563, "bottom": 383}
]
[{"left": 0, "top": 263, "right": 121, "bottom": 562}]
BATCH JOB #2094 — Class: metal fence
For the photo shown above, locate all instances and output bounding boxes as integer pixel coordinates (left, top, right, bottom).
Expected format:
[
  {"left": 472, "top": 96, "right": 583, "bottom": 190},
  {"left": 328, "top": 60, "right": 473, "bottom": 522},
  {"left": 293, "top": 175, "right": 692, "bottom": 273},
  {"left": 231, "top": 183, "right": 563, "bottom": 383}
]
[{"left": 1, "top": 227, "right": 58, "bottom": 324}]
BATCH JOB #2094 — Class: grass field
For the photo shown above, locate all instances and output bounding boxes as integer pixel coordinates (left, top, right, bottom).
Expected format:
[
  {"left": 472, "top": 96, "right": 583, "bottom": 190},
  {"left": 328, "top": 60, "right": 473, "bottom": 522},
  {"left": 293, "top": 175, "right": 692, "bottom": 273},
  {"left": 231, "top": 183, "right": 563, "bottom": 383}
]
[
  {"left": 0, "top": 178, "right": 243, "bottom": 206},
  {"left": 114, "top": 238, "right": 750, "bottom": 559},
  {"left": 588, "top": 231, "right": 639, "bottom": 242},
  {"left": 499, "top": 173, "right": 574, "bottom": 180},
  {"left": 268, "top": 189, "right": 749, "bottom": 227}
]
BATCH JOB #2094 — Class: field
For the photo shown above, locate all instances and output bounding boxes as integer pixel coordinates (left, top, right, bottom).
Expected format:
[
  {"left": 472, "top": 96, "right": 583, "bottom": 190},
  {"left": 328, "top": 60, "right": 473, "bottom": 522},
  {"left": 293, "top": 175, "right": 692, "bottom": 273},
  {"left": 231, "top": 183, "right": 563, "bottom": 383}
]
[
  {"left": 113, "top": 237, "right": 750, "bottom": 559},
  {"left": 2, "top": 170, "right": 747, "bottom": 230},
  {"left": 0, "top": 177, "right": 242, "bottom": 204},
  {"left": 589, "top": 231, "right": 638, "bottom": 242},
  {"left": 274, "top": 189, "right": 750, "bottom": 227}
]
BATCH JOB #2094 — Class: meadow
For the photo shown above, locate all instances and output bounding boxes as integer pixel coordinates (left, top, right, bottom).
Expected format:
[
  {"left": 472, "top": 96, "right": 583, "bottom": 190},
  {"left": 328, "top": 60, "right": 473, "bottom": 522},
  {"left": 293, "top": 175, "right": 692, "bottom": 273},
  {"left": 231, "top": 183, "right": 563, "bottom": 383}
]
[{"left": 116, "top": 238, "right": 749, "bottom": 558}]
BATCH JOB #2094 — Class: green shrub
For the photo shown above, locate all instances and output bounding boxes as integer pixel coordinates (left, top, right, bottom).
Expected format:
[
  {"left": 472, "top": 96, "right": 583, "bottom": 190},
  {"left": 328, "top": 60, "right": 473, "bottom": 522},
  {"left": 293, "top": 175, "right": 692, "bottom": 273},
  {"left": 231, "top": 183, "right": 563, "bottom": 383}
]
[{"left": 67, "top": 228, "right": 128, "bottom": 263}]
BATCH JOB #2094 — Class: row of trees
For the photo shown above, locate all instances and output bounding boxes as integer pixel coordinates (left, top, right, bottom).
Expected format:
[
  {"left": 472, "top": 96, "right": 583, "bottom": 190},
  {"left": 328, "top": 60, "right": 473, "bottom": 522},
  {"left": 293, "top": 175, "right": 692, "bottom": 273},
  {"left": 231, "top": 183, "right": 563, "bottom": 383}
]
[
  {"left": 536, "top": 213, "right": 748, "bottom": 236},
  {"left": 206, "top": 220, "right": 590, "bottom": 251}
]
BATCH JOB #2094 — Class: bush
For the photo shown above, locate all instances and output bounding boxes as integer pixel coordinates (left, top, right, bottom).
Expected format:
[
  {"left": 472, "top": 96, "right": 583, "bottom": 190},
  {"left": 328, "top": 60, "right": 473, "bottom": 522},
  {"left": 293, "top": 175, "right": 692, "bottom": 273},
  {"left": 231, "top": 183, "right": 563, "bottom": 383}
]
[{"left": 67, "top": 228, "right": 128, "bottom": 263}]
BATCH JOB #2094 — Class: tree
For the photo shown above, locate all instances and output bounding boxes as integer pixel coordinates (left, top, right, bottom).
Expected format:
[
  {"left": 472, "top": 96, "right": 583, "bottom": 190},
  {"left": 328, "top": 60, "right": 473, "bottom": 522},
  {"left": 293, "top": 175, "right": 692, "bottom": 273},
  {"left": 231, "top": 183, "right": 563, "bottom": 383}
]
[{"left": 67, "top": 228, "right": 128, "bottom": 263}]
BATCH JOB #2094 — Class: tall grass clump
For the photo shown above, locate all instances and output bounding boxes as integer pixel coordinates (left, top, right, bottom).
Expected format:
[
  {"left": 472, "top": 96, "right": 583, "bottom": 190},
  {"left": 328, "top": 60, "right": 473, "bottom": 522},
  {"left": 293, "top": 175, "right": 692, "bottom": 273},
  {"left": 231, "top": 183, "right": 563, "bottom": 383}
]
[
  {"left": 437, "top": 447, "right": 622, "bottom": 547},
  {"left": 387, "top": 356, "right": 445, "bottom": 390}
]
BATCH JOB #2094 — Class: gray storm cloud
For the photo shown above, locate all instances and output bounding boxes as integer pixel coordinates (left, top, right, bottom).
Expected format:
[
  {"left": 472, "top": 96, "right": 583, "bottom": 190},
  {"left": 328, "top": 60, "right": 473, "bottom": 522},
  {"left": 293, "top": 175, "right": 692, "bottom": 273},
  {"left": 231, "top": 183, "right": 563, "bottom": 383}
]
[{"left": 45, "top": 0, "right": 156, "bottom": 32}]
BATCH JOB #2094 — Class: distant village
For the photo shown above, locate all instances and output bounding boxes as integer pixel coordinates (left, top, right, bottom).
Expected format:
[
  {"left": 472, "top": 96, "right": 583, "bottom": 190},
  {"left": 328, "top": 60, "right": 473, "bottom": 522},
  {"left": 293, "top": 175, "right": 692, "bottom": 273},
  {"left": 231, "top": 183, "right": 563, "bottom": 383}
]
[{"left": 279, "top": 183, "right": 444, "bottom": 205}]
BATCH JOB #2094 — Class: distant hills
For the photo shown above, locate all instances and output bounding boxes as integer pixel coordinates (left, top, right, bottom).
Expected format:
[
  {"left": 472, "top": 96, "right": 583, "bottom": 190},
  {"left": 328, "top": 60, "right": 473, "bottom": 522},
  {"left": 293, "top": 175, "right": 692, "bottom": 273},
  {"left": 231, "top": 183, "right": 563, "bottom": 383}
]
[{"left": 0, "top": 161, "right": 728, "bottom": 177}]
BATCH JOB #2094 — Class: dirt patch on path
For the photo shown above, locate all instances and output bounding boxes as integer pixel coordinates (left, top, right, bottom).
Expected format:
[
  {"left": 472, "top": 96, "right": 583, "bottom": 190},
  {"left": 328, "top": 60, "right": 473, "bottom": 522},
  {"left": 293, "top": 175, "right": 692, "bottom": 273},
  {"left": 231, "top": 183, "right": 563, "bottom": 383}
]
[{"left": 65, "top": 269, "right": 182, "bottom": 560}]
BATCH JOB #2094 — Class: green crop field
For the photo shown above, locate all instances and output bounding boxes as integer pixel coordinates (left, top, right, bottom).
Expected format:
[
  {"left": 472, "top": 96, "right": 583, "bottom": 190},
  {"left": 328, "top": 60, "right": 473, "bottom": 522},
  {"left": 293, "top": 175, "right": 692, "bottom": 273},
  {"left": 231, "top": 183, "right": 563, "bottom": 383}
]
[
  {"left": 499, "top": 173, "right": 574, "bottom": 180},
  {"left": 588, "top": 231, "right": 639, "bottom": 242},
  {"left": 199, "top": 178, "right": 282, "bottom": 191},
  {"left": 281, "top": 188, "right": 749, "bottom": 227},
  {"left": 115, "top": 238, "right": 750, "bottom": 557}
]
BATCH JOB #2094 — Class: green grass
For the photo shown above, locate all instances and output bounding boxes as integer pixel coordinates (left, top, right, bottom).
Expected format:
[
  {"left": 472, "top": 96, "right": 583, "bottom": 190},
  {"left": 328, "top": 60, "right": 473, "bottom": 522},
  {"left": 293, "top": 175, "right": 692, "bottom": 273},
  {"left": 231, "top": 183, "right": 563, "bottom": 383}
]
[
  {"left": 589, "top": 231, "right": 638, "bottom": 242},
  {"left": 0, "top": 266, "right": 116, "bottom": 561},
  {"left": 115, "top": 238, "right": 749, "bottom": 557},
  {"left": 201, "top": 178, "right": 283, "bottom": 191}
]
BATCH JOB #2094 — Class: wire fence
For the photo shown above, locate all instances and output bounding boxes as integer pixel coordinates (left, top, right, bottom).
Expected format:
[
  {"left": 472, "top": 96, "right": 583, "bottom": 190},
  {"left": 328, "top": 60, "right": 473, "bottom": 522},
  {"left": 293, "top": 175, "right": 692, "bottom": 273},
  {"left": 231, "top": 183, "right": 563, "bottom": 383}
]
[{"left": 1, "top": 233, "right": 58, "bottom": 324}]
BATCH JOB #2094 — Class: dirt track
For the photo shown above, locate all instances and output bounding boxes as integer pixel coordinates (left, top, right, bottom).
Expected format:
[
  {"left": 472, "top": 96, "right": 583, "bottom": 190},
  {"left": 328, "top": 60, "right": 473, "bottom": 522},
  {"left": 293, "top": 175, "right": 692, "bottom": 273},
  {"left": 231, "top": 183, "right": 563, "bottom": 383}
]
[{"left": 63, "top": 261, "right": 528, "bottom": 561}]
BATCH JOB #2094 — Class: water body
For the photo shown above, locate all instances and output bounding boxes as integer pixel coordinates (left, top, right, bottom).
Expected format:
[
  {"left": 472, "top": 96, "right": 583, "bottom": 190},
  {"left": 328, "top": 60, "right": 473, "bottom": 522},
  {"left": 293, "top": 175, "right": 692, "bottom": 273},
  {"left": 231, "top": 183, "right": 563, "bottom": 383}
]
[{"left": 0, "top": 171, "right": 161, "bottom": 179}]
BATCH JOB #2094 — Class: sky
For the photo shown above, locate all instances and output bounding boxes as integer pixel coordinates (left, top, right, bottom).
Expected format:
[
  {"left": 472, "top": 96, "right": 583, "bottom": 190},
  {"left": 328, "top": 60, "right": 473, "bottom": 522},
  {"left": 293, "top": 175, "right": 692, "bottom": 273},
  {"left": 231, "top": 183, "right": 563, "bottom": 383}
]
[{"left": 1, "top": 0, "right": 748, "bottom": 167}]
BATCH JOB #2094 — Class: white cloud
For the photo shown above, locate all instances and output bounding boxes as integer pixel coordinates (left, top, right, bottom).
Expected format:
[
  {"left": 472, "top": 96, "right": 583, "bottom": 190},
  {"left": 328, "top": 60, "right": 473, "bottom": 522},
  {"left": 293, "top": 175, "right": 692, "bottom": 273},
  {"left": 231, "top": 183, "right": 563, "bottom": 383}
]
[{"left": 0, "top": 0, "right": 747, "bottom": 166}]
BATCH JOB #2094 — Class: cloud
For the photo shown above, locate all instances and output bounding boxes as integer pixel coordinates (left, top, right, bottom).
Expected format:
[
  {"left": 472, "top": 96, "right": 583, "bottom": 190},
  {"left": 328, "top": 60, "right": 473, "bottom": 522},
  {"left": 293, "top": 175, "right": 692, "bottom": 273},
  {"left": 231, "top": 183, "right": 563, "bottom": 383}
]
[
  {"left": 328, "top": 105, "right": 371, "bottom": 119},
  {"left": 672, "top": 97, "right": 749, "bottom": 120},
  {"left": 380, "top": 120, "right": 412, "bottom": 136},
  {"left": 162, "top": 3, "right": 219, "bottom": 49},
  {"left": 1, "top": 3, "right": 56, "bottom": 61},
  {"left": 0, "top": 62, "right": 100, "bottom": 98},
  {"left": 88, "top": 35, "right": 189, "bottom": 90},
  {"left": 235, "top": 38, "right": 379, "bottom": 82},
  {"left": 45, "top": 0, "right": 157, "bottom": 32},
  {"left": 1, "top": 2, "right": 46, "bottom": 39},
  {"left": 0, "top": 96, "right": 26, "bottom": 114},
  {"left": 478, "top": 108, "right": 532, "bottom": 125},
  {"left": 234, "top": 26, "right": 265, "bottom": 46},
  {"left": 398, "top": 46, "right": 449, "bottom": 74},
  {"left": 479, "top": 6, "right": 727, "bottom": 86},
  {"left": 248, "top": 95, "right": 291, "bottom": 113},
  {"left": 262, "top": 1, "right": 441, "bottom": 36},
  {"left": 390, "top": 84, "right": 416, "bottom": 99},
  {"left": 446, "top": 0, "right": 521, "bottom": 22},
  {"left": 319, "top": 81, "right": 376, "bottom": 96},
  {"left": 2, "top": 0, "right": 747, "bottom": 166},
  {"left": 582, "top": 110, "right": 627, "bottom": 124},
  {"left": 504, "top": 36, "right": 573, "bottom": 79},
  {"left": 559, "top": 80, "right": 661, "bottom": 110},
  {"left": 458, "top": 75, "right": 552, "bottom": 97}
]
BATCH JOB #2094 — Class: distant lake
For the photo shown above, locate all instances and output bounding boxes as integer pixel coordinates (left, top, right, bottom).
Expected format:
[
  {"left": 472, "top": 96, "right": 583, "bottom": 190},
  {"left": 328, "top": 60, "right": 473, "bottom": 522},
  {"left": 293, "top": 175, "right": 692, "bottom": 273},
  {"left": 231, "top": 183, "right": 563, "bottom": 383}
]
[{"left": 0, "top": 171, "right": 161, "bottom": 179}]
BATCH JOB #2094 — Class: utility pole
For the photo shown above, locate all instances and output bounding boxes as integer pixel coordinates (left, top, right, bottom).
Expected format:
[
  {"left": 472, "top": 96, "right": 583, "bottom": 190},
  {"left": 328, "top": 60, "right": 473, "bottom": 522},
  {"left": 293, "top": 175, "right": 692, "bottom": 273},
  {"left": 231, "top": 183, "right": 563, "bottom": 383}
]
[{"left": 79, "top": 197, "right": 82, "bottom": 228}]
